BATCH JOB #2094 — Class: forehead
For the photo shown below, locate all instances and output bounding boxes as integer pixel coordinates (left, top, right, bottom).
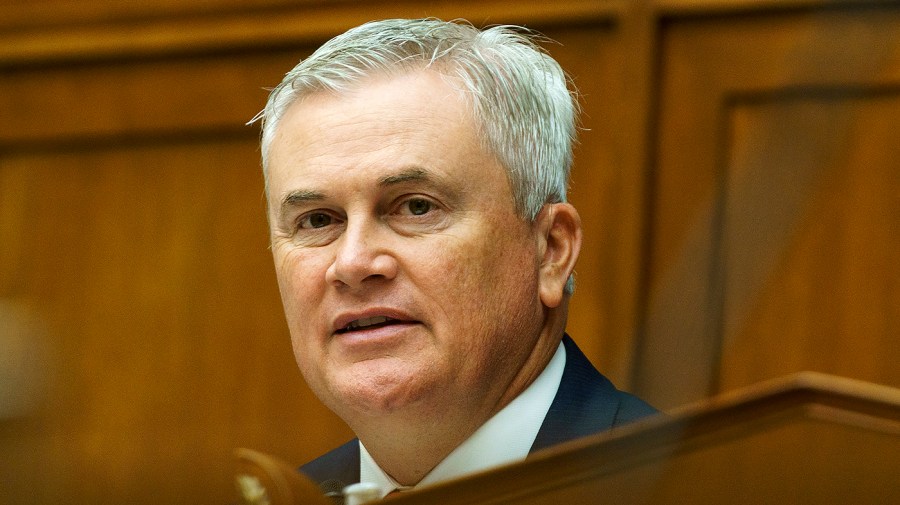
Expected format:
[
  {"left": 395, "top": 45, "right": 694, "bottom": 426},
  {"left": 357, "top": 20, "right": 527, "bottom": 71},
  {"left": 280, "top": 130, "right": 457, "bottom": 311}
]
[
  {"left": 276, "top": 71, "right": 469, "bottom": 143},
  {"left": 265, "top": 70, "right": 506, "bottom": 201}
]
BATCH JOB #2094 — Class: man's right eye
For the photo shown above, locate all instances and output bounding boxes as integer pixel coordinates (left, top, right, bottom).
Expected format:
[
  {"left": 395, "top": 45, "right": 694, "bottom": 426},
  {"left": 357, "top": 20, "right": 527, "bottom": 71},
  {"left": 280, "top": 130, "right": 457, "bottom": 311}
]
[{"left": 298, "top": 212, "right": 332, "bottom": 229}]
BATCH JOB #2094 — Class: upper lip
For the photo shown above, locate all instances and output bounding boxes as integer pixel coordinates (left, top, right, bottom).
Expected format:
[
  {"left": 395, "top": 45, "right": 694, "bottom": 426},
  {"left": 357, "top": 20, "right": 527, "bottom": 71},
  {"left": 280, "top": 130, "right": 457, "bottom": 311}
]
[{"left": 332, "top": 308, "right": 418, "bottom": 334}]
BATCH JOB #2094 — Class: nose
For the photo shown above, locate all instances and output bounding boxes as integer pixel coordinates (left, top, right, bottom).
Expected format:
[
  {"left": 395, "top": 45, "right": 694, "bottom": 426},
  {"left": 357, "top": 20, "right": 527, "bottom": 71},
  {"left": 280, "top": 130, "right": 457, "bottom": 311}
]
[{"left": 325, "top": 219, "right": 398, "bottom": 289}]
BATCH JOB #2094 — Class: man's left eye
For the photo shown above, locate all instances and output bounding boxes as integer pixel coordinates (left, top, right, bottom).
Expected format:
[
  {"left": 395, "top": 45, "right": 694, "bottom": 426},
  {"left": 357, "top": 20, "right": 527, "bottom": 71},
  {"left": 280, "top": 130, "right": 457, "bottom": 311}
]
[{"left": 406, "top": 198, "right": 432, "bottom": 215}]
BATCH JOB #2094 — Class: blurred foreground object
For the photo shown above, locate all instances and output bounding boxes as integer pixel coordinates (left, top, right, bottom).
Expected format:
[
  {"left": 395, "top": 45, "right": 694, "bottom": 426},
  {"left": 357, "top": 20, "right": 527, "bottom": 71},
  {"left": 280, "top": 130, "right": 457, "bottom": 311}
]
[{"left": 234, "top": 448, "right": 331, "bottom": 505}]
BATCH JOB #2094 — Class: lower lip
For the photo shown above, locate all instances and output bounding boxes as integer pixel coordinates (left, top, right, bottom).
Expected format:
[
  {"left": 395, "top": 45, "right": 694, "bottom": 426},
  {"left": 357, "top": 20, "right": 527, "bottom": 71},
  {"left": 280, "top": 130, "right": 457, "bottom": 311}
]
[{"left": 333, "top": 321, "right": 421, "bottom": 350}]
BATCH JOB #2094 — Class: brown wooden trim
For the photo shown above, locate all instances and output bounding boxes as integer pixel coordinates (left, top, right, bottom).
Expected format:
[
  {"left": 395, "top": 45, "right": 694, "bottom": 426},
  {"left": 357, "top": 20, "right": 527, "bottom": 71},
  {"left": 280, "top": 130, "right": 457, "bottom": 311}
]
[
  {"left": 608, "top": 0, "right": 663, "bottom": 391},
  {"left": 653, "top": 0, "right": 894, "bottom": 16},
  {"left": 0, "top": 0, "right": 624, "bottom": 67}
]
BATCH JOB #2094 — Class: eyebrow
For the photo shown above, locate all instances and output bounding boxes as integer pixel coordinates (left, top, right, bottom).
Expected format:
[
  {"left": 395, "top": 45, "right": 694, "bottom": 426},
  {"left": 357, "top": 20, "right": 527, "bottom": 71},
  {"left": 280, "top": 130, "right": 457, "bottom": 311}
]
[
  {"left": 279, "top": 189, "right": 326, "bottom": 218},
  {"left": 378, "top": 167, "right": 430, "bottom": 187}
]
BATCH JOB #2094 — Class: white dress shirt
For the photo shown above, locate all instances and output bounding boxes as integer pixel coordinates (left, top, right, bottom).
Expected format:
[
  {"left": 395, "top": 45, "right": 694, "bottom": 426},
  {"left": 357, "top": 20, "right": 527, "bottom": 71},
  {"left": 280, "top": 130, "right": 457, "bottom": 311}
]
[{"left": 359, "top": 341, "right": 566, "bottom": 498}]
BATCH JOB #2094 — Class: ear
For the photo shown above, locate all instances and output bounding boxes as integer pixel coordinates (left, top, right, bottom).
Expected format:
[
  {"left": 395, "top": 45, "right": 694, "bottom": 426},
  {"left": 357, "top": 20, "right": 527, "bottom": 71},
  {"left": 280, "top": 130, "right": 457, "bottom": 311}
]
[{"left": 535, "top": 203, "right": 583, "bottom": 308}]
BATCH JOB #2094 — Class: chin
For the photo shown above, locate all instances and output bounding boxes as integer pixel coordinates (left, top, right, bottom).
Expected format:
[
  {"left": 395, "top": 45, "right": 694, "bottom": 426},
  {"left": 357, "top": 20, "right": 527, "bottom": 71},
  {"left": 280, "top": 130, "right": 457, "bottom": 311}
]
[{"left": 332, "top": 364, "right": 434, "bottom": 416}]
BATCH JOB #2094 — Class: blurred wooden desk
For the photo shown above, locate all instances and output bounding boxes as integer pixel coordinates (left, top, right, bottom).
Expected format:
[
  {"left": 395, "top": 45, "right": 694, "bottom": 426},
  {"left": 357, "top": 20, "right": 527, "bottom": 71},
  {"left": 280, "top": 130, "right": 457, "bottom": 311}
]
[{"left": 254, "top": 372, "right": 898, "bottom": 504}]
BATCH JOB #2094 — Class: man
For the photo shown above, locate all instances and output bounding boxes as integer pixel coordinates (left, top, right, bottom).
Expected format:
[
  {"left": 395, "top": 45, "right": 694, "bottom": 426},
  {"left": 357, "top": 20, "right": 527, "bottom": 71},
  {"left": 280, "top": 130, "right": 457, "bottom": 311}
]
[{"left": 252, "top": 18, "right": 656, "bottom": 499}]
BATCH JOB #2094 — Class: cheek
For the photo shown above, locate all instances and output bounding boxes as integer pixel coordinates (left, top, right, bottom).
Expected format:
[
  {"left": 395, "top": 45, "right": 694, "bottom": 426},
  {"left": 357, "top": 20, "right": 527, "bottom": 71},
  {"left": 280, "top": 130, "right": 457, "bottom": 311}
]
[
  {"left": 462, "top": 232, "right": 537, "bottom": 296},
  {"left": 273, "top": 247, "right": 332, "bottom": 348},
  {"left": 276, "top": 251, "right": 333, "bottom": 397},
  {"left": 274, "top": 247, "right": 327, "bottom": 302},
  {"left": 423, "top": 230, "right": 541, "bottom": 333}
]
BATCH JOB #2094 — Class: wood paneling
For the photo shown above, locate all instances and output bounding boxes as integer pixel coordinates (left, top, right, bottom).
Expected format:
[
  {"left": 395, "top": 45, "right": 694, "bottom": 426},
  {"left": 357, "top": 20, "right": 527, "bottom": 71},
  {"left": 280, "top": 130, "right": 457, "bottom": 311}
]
[
  {"left": 0, "top": 136, "right": 354, "bottom": 504},
  {"left": 0, "top": 0, "right": 622, "bottom": 66},
  {"left": 0, "top": 39, "right": 346, "bottom": 505},
  {"left": 719, "top": 94, "right": 900, "bottom": 392},
  {"left": 635, "top": 2, "right": 900, "bottom": 408}
]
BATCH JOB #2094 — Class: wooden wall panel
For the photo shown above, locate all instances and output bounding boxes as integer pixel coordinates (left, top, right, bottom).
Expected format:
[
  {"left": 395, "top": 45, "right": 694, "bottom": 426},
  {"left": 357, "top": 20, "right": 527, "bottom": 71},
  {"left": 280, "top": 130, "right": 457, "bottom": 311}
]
[
  {"left": 0, "top": 137, "right": 355, "bottom": 504},
  {"left": 634, "top": 1, "right": 900, "bottom": 409},
  {"left": 0, "top": 42, "right": 352, "bottom": 504},
  {"left": 0, "top": 0, "right": 620, "bottom": 66},
  {"left": 719, "top": 94, "right": 900, "bottom": 392}
]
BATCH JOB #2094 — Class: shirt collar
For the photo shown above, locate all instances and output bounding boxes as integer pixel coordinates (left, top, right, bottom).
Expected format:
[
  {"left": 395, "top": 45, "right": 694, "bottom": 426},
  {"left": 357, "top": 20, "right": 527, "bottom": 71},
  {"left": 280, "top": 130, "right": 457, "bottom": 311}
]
[{"left": 359, "top": 340, "right": 566, "bottom": 498}]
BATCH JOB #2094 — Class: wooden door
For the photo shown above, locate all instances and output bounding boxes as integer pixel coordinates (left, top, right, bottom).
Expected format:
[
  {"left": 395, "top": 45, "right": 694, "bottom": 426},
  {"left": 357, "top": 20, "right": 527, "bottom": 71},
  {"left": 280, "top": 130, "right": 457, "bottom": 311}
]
[{"left": 634, "top": 0, "right": 900, "bottom": 409}]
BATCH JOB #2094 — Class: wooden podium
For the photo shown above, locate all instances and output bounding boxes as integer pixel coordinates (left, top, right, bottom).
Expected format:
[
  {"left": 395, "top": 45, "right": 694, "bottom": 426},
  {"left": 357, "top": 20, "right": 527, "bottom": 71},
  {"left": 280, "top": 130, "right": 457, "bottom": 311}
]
[{"left": 236, "top": 372, "right": 900, "bottom": 504}]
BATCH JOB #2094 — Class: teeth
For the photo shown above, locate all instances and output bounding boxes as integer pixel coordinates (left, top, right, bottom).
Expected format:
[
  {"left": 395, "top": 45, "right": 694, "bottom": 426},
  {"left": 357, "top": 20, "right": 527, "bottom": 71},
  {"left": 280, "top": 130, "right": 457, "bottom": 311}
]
[{"left": 346, "top": 316, "right": 391, "bottom": 330}]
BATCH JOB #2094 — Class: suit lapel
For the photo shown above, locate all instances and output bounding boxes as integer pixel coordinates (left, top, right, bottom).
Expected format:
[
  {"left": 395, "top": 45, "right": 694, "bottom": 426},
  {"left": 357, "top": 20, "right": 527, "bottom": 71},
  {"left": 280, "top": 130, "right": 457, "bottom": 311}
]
[
  {"left": 529, "top": 335, "right": 623, "bottom": 453},
  {"left": 299, "top": 438, "right": 360, "bottom": 493}
]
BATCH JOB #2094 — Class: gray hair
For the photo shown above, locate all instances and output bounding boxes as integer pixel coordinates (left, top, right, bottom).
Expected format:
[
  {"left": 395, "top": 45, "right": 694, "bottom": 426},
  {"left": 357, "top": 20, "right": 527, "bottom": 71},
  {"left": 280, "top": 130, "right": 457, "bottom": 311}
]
[{"left": 252, "top": 17, "right": 579, "bottom": 221}]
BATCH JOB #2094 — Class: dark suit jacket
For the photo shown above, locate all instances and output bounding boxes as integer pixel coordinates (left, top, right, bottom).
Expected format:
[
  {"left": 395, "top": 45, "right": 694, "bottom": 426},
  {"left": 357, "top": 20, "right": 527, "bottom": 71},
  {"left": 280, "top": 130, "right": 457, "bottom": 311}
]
[{"left": 300, "top": 334, "right": 657, "bottom": 490}]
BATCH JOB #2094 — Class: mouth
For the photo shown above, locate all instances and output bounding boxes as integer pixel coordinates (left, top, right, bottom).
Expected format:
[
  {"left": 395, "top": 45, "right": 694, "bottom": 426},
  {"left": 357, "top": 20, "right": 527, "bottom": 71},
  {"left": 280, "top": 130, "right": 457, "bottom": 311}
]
[{"left": 335, "top": 315, "right": 406, "bottom": 334}]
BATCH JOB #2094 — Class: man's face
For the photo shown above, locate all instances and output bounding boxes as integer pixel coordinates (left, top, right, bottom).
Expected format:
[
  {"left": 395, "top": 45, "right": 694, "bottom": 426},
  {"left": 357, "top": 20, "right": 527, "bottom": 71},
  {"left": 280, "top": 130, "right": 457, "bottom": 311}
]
[{"left": 266, "top": 70, "right": 548, "bottom": 425}]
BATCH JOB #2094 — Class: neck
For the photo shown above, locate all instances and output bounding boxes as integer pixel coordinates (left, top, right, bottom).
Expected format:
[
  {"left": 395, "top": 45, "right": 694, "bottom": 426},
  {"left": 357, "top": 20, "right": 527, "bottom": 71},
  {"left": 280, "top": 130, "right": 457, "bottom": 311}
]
[
  {"left": 358, "top": 416, "right": 478, "bottom": 485},
  {"left": 353, "top": 308, "right": 569, "bottom": 486},
  {"left": 354, "top": 331, "right": 562, "bottom": 486}
]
